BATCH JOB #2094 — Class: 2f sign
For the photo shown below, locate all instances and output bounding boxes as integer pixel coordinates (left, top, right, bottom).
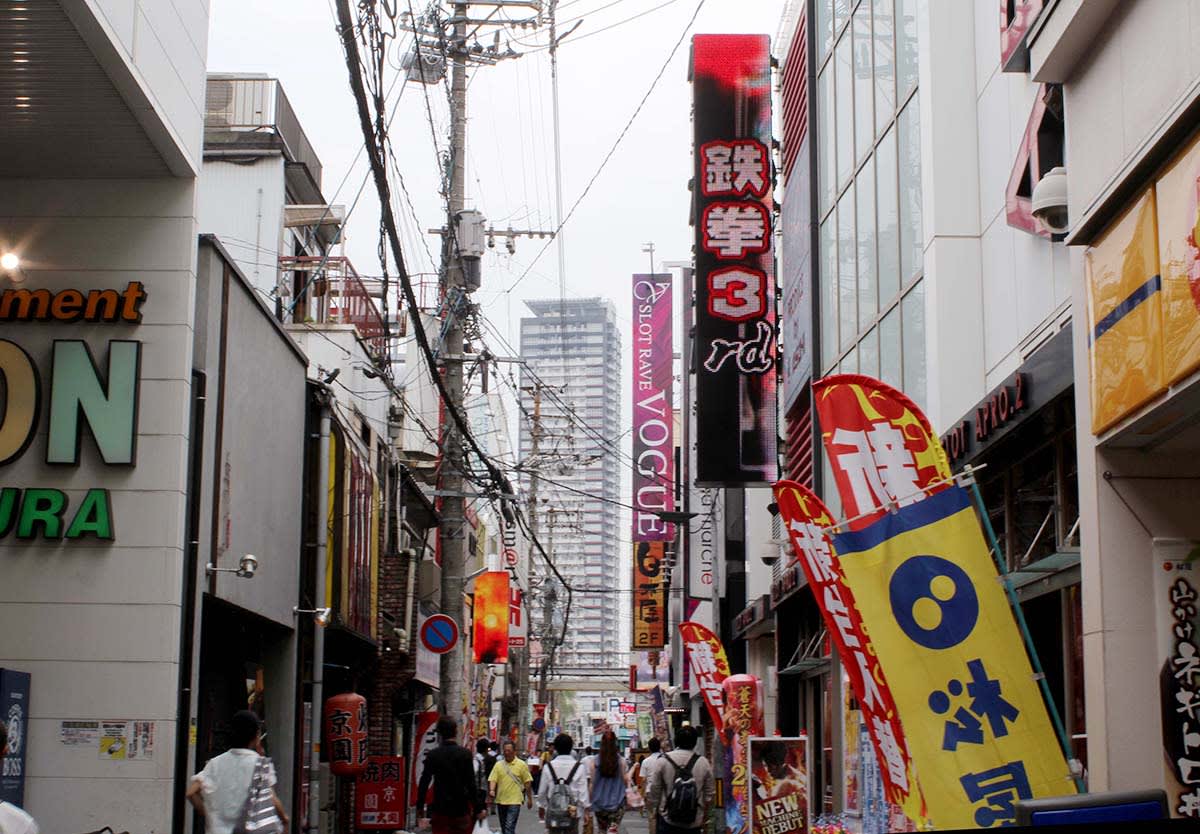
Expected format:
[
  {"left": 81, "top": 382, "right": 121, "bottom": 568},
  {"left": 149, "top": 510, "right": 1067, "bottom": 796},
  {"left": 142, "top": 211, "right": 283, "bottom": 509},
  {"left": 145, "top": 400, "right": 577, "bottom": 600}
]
[{"left": 0, "top": 339, "right": 141, "bottom": 540}]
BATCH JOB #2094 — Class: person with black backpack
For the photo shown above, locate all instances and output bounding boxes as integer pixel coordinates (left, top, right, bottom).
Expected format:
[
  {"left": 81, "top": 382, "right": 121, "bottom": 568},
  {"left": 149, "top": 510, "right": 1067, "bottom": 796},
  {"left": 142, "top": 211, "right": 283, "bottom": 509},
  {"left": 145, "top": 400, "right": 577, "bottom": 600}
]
[
  {"left": 645, "top": 725, "right": 714, "bottom": 834},
  {"left": 475, "top": 738, "right": 499, "bottom": 816},
  {"left": 536, "top": 733, "right": 590, "bottom": 833}
]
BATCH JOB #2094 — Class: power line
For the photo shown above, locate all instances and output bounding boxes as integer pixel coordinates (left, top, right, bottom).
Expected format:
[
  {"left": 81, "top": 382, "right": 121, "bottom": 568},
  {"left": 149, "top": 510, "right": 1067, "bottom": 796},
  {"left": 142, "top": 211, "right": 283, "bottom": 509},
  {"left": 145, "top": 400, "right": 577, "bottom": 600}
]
[{"left": 504, "top": 0, "right": 706, "bottom": 293}]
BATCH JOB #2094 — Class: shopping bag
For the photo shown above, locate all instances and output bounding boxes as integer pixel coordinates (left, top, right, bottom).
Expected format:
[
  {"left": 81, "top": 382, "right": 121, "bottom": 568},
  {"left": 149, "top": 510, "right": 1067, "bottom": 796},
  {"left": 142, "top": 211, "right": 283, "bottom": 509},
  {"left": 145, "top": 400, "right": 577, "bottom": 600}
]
[{"left": 233, "top": 756, "right": 284, "bottom": 834}]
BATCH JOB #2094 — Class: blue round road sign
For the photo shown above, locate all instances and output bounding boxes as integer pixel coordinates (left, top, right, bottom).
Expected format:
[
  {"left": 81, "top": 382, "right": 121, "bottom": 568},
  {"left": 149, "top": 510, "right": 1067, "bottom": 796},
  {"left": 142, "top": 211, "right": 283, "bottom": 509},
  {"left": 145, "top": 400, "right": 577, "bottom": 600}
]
[{"left": 421, "top": 614, "right": 459, "bottom": 654}]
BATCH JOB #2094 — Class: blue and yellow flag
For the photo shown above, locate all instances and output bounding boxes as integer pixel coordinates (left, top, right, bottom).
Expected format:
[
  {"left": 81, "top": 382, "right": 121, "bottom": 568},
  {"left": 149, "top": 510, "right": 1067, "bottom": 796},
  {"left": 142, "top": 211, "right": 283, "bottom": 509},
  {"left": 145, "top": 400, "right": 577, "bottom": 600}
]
[{"left": 832, "top": 486, "right": 1074, "bottom": 829}]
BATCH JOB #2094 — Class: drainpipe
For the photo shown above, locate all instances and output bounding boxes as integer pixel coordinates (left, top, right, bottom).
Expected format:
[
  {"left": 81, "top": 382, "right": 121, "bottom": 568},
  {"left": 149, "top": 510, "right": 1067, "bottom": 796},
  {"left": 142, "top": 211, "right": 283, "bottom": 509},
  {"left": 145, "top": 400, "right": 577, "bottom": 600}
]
[
  {"left": 172, "top": 371, "right": 206, "bottom": 834},
  {"left": 308, "top": 391, "right": 332, "bottom": 834},
  {"left": 399, "top": 470, "right": 418, "bottom": 650}
]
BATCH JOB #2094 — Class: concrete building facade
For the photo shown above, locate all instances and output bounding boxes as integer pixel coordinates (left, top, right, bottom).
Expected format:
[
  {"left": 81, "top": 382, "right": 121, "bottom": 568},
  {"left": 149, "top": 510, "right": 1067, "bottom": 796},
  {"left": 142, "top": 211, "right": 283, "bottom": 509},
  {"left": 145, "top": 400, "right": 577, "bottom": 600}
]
[{"left": 1027, "top": 0, "right": 1200, "bottom": 816}]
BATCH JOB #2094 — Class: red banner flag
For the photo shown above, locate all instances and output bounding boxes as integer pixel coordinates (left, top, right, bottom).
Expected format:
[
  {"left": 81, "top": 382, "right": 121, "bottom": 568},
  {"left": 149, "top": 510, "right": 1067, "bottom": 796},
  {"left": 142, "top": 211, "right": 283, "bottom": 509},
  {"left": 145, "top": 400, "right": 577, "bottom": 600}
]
[
  {"left": 812, "top": 374, "right": 951, "bottom": 531},
  {"left": 773, "top": 479, "right": 924, "bottom": 821},
  {"left": 678, "top": 620, "right": 731, "bottom": 731}
]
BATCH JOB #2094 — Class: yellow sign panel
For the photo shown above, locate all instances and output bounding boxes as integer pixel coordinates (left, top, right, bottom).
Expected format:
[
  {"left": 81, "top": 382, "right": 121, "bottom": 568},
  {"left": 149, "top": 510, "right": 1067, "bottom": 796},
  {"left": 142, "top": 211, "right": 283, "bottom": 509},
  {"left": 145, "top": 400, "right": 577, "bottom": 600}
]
[
  {"left": 833, "top": 487, "right": 1073, "bottom": 829},
  {"left": 1156, "top": 133, "right": 1200, "bottom": 385},
  {"left": 1085, "top": 187, "right": 1165, "bottom": 434}
]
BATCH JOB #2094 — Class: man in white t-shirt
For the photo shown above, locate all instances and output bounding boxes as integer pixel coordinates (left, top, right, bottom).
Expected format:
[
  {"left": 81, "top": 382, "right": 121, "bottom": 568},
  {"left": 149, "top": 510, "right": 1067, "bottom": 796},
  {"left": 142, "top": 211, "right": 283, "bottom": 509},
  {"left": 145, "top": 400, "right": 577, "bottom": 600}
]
[
  {"left": 0, "top": 721, "right": 36, "bottom": 834},
  {"left": 638, "top": 738, "right": 666, "bottom": 833},
  {"left": 187, "top": 710, "right": 289, "bottom": 834}
]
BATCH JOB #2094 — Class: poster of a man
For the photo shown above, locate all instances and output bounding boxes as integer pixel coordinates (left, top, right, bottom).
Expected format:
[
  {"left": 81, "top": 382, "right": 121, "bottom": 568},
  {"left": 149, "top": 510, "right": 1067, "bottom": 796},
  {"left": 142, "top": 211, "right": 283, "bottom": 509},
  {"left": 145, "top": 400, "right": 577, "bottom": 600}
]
[{"left": 749, "top": 737, "right": 809, "bottom": 834}]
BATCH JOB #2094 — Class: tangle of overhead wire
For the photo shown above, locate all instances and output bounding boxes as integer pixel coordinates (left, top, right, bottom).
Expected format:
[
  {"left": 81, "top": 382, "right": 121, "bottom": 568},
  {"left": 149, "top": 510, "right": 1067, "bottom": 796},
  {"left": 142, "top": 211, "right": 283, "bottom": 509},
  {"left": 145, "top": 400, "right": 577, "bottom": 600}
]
[
  {"left": 340, "top": 2, "right": 581, "bottom": 665},
  {"left": 503, "top": 0, "right": 707, "bottom": 293}
]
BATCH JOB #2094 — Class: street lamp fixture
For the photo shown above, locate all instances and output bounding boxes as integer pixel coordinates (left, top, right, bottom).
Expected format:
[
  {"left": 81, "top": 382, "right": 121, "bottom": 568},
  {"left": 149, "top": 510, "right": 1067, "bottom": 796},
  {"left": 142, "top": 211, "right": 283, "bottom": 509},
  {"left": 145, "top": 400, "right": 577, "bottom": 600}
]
[
  {"left": 294, "top": 606, "right": 332, "bottom": 627},
  {"left": 206, "top": 553, "right": 258, "bottom": 579}
]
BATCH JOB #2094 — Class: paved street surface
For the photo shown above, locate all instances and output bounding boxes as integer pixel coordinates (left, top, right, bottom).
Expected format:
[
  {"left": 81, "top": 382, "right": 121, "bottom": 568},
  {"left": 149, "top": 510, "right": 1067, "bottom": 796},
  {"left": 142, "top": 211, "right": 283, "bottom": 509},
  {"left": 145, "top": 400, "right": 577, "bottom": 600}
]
[{"left": 508, "top": 806, "right": 652, "bottom": 834}]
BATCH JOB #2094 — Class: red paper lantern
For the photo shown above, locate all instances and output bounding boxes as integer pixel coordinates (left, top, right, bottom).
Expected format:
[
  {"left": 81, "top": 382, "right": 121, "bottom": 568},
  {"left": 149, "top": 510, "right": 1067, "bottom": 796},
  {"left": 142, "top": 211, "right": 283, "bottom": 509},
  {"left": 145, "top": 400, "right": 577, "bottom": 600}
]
[
  {"left": 324, "top": 692, "right": 369, "bottom": 776},
  {"left": 473, "top": 570, "right": 510, "bottom": 664}
]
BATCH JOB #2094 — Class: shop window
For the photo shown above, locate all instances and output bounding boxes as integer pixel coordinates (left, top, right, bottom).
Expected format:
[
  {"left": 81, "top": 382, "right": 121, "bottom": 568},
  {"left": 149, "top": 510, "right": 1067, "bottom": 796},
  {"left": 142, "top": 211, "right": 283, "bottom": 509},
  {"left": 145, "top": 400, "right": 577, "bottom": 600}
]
[{"left": 1006, "top": 84, "right": 1064, "bottom": 238}]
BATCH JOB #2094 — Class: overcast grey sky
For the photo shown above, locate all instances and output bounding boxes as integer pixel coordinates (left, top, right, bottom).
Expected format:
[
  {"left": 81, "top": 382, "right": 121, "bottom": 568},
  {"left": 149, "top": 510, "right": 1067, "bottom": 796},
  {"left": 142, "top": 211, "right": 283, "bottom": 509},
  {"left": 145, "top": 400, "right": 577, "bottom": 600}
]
[{"left": 208, "top": 0, "right": 788, "bottom": 343}]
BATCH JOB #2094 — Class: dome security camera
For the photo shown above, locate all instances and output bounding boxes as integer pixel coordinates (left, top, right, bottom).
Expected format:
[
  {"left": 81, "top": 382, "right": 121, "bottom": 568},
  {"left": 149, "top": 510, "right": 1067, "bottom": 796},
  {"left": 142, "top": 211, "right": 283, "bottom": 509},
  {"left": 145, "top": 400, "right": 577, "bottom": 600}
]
[{"left": 1032, "top": 166, "right": 1069, "bottom": 235}]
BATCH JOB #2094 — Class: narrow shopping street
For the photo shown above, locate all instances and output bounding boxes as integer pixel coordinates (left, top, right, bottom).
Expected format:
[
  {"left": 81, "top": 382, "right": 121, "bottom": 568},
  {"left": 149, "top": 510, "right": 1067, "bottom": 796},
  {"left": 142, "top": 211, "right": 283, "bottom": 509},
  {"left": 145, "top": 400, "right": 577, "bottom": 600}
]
[{"left": 4, "top": 0, "right": 1200, "bottom": 832}]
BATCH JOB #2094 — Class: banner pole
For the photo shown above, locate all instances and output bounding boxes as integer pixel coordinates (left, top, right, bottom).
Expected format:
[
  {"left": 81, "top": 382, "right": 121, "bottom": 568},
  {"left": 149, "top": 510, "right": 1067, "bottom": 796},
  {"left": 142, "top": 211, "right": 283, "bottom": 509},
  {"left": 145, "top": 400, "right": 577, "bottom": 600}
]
[{"left": 963, "top": 469, "right": 1084, "bottom": 793}]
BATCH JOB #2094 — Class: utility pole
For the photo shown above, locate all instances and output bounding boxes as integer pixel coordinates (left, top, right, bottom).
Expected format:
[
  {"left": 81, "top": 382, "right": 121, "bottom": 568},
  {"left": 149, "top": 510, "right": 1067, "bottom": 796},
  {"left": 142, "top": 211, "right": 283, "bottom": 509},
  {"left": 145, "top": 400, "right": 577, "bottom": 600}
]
[
  {"left": 521, "top": 384, "right": 542, "bottom": 737},
  {"left": 423, "top": 0, "right": 547, "bottom": 719},
  {"left": 437, "top": 0, "right": 471, "bottom": 720}
]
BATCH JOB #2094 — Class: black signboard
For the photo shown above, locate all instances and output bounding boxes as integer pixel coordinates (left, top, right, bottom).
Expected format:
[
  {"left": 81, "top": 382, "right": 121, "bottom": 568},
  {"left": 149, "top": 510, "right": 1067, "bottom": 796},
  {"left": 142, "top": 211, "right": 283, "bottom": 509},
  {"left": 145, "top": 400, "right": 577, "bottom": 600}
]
[
  {"left": 692, "top": 34, "right": 779, "bottom": 486},
  {"left": 0, "top": 669, "right": 30, "bottom": 806}
]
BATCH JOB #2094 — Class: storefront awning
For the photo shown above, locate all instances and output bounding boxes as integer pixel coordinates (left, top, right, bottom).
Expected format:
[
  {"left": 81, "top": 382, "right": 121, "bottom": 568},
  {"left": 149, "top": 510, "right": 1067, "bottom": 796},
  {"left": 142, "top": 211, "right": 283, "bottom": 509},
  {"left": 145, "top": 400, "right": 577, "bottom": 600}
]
[{"left": 1008, "top": 550, "right": 1081, "bottom": 601}]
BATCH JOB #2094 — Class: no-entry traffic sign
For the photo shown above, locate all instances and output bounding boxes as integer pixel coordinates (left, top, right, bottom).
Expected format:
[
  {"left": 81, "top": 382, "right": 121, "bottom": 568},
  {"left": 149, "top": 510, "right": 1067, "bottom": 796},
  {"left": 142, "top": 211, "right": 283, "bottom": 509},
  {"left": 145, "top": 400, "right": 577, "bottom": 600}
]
[{"left": 420, "top": 614, "right": 458, "bottom": 654}]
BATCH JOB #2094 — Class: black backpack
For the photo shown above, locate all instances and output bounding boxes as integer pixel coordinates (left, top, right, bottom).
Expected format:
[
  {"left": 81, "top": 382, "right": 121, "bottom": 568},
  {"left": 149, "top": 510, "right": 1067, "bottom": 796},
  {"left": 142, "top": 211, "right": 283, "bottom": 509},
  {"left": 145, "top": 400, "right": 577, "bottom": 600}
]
[{"left": 663, "top": 753, "right": 701, "bottom": 824}]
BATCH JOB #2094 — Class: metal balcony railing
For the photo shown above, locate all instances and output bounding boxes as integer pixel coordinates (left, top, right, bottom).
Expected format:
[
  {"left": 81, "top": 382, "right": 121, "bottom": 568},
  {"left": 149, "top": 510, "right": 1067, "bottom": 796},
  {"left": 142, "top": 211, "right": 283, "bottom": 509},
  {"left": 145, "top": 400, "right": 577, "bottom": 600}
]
[
  {"left": 204, "top": 76, "right": 323, "bottom": 189},
  {"left": 280, "top": 256, "right": 387, "bottom": 357}
]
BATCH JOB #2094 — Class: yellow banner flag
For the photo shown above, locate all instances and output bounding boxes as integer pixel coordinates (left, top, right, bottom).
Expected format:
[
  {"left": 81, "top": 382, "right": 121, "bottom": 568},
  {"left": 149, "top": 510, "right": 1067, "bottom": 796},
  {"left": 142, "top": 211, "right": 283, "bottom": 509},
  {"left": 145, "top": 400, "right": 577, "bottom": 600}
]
[{"left": 832, "top": 486, "right": 1074, "bottom": 829}]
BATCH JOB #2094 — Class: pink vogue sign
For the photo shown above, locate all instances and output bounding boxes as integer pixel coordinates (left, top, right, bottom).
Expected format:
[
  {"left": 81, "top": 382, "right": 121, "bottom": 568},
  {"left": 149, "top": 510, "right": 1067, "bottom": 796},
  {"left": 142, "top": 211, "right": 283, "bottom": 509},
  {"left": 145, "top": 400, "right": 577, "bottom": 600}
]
[{"left": 632, "top": 274, "right": 674, "bottom": 541}]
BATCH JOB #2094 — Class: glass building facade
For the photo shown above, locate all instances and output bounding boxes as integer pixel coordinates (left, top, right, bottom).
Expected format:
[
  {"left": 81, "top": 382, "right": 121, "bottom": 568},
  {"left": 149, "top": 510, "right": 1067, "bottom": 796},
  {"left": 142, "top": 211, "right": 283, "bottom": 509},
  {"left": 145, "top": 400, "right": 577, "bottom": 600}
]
[{"left": 814, "top": 0, "right": 925, "bottom": 513}]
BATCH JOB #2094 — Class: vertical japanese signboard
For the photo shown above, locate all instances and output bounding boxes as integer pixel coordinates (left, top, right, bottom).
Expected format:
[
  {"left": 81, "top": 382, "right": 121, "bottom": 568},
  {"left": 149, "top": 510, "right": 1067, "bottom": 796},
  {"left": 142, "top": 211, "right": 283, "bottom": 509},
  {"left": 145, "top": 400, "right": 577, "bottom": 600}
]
[
  {"left": 722, "top": 674, "right": 763, "bottom": 834},
  {"left": 816, "top": 373, "right": 1073, "bottom": 828},
  {"left": 692, "top": 34, "right": 779, "bottom": 486},
  {"left": 1153, "top": 539, "right": 1200, "bottom": 819},
  {"left": 633, "top": 273, "right": 675, "bottom": 541},
  {"left": 356, "top": 756, "right": 406, "bottom": 829},
  {"left": 633, "top": 541, "right": 667, "bottom": 649}
]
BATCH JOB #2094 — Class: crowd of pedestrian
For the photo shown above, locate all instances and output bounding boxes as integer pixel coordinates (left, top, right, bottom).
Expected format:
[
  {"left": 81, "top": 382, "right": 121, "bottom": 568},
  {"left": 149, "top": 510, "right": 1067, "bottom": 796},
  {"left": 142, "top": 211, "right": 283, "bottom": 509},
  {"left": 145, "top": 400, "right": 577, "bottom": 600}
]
[{"left": 414, "top": 721, "right": 715, "bottom": 834}]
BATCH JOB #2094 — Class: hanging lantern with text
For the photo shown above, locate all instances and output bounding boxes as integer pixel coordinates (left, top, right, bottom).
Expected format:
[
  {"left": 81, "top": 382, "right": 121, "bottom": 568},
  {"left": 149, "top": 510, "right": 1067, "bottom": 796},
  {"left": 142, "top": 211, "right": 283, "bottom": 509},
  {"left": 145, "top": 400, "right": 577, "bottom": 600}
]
[
  {"left": 324, "top": 692, "right": 369, "bottom": 777},
  {"left": 473, "top": 570, "right": 510, "bottom": 664}
]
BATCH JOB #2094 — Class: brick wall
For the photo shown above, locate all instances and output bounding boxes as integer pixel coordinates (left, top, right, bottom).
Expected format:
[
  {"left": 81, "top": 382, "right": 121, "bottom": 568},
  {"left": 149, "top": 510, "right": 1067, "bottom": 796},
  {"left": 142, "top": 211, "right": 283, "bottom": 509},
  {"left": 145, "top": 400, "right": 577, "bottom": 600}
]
[{"left": 368, "top": 544, "right": 418, "bottom": 754}]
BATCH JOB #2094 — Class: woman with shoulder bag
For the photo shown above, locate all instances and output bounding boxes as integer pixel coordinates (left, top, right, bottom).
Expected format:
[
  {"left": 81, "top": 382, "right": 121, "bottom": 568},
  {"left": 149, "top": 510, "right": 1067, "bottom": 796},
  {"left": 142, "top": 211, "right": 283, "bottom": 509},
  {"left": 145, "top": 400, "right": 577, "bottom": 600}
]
[{"left": 186, "top": 710, "right": 288, "bottom": 834}]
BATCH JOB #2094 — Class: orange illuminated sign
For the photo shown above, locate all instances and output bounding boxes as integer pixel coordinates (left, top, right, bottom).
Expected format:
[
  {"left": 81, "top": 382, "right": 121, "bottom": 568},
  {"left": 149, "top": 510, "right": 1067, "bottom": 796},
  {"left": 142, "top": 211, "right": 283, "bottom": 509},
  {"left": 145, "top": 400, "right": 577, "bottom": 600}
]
[{"left": 473, "top": 571, "right": 510, "bottom": 664}]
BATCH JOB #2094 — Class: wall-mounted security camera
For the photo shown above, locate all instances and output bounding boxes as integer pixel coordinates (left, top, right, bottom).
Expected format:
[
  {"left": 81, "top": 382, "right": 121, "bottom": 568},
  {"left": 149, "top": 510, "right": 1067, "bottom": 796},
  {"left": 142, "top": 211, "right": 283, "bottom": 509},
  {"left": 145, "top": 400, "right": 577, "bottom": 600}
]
[{"left": 1032, "top": 166, "right": 1069, "bottom": 235}]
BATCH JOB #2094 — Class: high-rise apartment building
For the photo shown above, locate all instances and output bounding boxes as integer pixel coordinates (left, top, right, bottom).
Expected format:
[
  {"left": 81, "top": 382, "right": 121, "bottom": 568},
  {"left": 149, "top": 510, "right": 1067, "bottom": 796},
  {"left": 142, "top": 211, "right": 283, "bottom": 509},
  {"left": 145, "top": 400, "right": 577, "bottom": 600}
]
[{"left": 520, "top": 298, "right": 621, "bottom": 670}]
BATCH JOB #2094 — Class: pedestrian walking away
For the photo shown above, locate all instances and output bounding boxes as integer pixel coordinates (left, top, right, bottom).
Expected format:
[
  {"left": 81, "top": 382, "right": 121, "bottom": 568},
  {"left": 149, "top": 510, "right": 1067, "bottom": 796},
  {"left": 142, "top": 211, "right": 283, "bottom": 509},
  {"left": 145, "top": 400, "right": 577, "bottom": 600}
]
[
  {"left": 418, "top": 716, "right": 482, "bottom": 834},
  {"left": 186, "top": 710, "right": 288, "bottom": 834},
  {"left": 527, "top": 751, "right": 544, "bottom": 794},
  {"left": 537, "top": 733, "right": 590, "bottom": 833},
  {"left": 476, "top": 738, "right": 499, "bottom": 817},
  {"left": 488, "top": 740, "right": 534, "bottom": 834},
  {"left": 588, "top": 731, "right": 630, "bottom": 834},
  {"left": 0, "top": 721, "right": 36, "bottom": 834},
  {"left": 638, "top": 738, "right": 666, "bottom": 834},
  {"left": 579, "top": 747, "right": 597, "bottom": 834},
  {"left": 645, "top": 726, "right": 714, "bottom": 834}
]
